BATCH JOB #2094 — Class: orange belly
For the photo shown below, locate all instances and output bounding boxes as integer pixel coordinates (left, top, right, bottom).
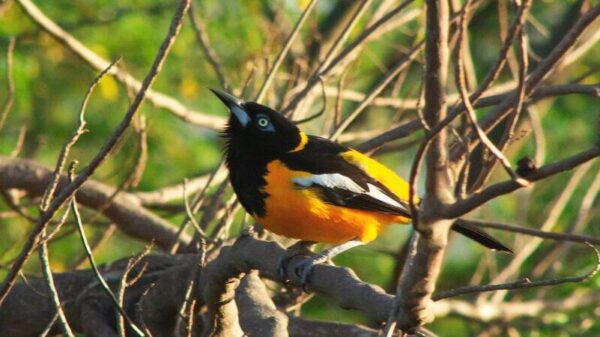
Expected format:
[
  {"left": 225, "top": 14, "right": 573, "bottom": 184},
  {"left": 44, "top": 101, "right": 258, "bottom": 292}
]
[{"left": 255, "top": 160, "right": 406, "bottom": 243}]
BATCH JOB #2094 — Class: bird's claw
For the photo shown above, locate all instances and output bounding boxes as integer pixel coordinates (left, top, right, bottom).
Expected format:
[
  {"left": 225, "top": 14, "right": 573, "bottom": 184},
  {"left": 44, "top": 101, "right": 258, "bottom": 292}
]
[
  {"left": 277, "top": 241, "right": 315, "bottom": 282},
  {"left": 293, "top": 254, "right": 331, "bottom": 289}
]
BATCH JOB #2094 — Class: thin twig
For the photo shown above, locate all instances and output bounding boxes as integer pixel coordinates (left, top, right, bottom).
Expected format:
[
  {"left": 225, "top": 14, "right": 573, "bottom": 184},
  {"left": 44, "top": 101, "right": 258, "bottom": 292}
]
[
  {"left": 170, "top": 161, "right": 225, "bottom": 253},
  {"left": 40, "top": 59, "right": 119, "bottom": 211},
  {"left": 0, "top": 0, "right": 191, "bottom": 307},
  {"left": 468, "top": 5, "right": 531, "bottom": 192},
  {"left": 330, "top": 42, "right": 423, "bottom": 140},
  {"left": 68, "top": 163, "right": 145, "bottom": 337},
  {"left": 320, "top": 0, "right": 415, "bottom": 77},
  {"left": 467, "top": 0, "right": 531, "bottom": 105},
  {"left": 9, "top": 124, "right": 27, "bottom": 158},
  {"left": 0, "top": 37, "right": 16, "bottom": 131},
  {"left": 15, "top": 0, "right": 224, "bottom": 129},
  {"left": 39, "top": 312, "right": 60, "bottom": 337},
  {"left": 488, "top": 162, "right": 592, "bottom": 295},
  {"left": 444, "top": 146, "right": 600, "bottom": 218},
  {"left": 38, "top": 219, "right": 76, "bottom": 337},
  {"left": 118, "top": 246, "right": 152, "bottom": 337},
  {"left": 254, "top": 0, "right": 318, "bottom": 103},
  {"left": 454, "top": 4, "right": 600, "bottom": 159},
  {"left": 281, "top": 0, "right": 377, "bottom": 114},
  {"left": 433, "top": 243, "right": 600, "bottom": 300},
  {"left": 188, "top": 1, "right": 231, "bottom": 91},
  {"left": 532, "top": 169, "right": 600, "bottom": 277},
  {"left": 293, "top": 76, "right": 326, "bottom": 125},
  {"left": 454, "top": 0, "right": 528, "bottom": 187},
  {"left": 182, "top": 178, "right": 212, "bottom": 242}
]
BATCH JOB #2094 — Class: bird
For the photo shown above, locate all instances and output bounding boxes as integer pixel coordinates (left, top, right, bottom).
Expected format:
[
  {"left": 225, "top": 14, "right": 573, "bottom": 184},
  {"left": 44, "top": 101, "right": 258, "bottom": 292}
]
[{"left": 211, "top": 88, "right": 511, "bottom": 282}]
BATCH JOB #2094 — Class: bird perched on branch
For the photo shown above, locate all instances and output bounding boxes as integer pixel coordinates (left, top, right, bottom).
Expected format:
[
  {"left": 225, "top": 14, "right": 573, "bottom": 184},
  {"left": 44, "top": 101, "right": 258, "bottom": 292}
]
[{"left": 212, "top": 89, "right": 510, "bottom": 282}]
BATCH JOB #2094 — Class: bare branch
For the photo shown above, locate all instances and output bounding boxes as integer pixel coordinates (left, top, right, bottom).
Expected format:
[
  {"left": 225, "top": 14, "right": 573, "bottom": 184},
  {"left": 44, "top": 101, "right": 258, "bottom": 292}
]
[
  {"left": 0, "top": 0, "right": 192, "bottom": 306},
  {"left": 392, "top": 0, "right": 453, "bottom": 333},
  {"left": 40, "top": 59, "right": 119, "bottom": 211},
  {"left": 433, "top": 243, "right": 600, "bottom": 300},
  {"left": 0, "top": 37, "right": 16, "bottom": 131},
  {"left": 237, "top": 272, "right": 289, "bottom": 337},
  {"left": 0, "top": 157, "right": 188, "bottom": 248},
  {"left": 454, "top": 0, "right": 528, "bottom": 187},
  {"left": 330, "top": 42, "right": 423, "bottom": 140},
  {"left": 444, "top": 147, "right": 600, "bottom": 218},
  {"left": 15, "top": 0, "right": 225, "bottom": 129},
  {"left": 39, "top": 217, "right": 76, "bottom": 337},
  {"left": 455, "top": 4, "right": 600, "bottom": 158},
  {"left": 188, "top": 1, "right": 231, "bottom": 91},
  {"left": 254, "top": 0, "right": 318, "bottom": 103},
  {"left": 133, "top": 169, "right": 228, "bottom": 206},
  {"left": 70, "top": 166, "right": 145, "bottom": 336}
]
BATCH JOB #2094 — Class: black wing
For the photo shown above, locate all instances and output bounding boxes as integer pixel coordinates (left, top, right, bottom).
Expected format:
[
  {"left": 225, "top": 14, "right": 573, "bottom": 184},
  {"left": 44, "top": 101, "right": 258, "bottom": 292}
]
[{"left": 280, "top": 136, "right": 411, "bottom": 218}]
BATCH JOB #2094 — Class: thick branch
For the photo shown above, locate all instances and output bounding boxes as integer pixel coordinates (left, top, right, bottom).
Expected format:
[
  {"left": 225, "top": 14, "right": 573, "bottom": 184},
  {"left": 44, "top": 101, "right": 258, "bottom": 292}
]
[
  {"left": 392, "top": 0, "right": 453, "bottom": 333},
  {"left": 237, "top": 273, "right": 289, "bottom": 337},
  {"left": 0, "top": 157, "right": 188, "bottom": 249}
]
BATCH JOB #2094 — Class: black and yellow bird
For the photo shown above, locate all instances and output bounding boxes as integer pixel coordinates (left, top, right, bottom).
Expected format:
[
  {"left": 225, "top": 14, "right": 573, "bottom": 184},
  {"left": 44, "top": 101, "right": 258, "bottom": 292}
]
[{"left": 212, "top": 89, "right": 510, "bottom": 281}]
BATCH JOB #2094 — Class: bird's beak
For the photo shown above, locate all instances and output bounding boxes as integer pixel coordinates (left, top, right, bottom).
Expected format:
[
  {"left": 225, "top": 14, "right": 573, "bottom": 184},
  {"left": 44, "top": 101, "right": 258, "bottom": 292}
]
[{"left": 210, "top": 88, "right": 250, "bottom": 127}]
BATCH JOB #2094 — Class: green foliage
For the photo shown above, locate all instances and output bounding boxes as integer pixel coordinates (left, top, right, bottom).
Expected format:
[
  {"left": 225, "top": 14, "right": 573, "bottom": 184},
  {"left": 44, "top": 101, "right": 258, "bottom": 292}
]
[{"left": 1, "top": 0, "right": 599, "bottom": 335}]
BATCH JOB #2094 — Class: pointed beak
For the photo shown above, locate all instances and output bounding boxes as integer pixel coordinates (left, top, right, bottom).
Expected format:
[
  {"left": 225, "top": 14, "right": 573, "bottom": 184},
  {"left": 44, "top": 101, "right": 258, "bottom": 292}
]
[{"left": 210, "top": 88, "right": 250, "bottom": 127}]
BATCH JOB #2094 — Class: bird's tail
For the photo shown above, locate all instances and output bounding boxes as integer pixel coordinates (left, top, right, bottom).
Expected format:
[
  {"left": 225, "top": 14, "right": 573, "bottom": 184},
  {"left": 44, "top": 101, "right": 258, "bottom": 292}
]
[{"left": 451, "top": 219, "right": 512, "bottom": 253}]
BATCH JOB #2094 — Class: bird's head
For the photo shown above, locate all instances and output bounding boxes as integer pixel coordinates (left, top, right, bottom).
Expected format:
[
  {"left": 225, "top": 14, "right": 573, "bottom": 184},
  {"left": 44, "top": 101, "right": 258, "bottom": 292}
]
[{"left": 211, "top": 89, "right": 306, "bottom": 162}]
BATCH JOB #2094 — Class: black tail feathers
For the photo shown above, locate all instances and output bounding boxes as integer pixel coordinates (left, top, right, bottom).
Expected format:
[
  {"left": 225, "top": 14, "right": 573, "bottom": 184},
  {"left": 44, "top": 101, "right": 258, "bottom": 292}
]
[{"left": 451, "top": 219, "right": 513, "bottom": 253}]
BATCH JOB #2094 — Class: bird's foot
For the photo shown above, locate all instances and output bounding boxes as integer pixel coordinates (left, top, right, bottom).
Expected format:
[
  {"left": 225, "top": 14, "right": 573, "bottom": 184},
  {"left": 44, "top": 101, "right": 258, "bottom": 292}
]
[
  {"left": 277, "top": 241, "right": 316, "bottom": 282},
  {"left": 294, "top": 252, "right": 332, "bottom": 286}
]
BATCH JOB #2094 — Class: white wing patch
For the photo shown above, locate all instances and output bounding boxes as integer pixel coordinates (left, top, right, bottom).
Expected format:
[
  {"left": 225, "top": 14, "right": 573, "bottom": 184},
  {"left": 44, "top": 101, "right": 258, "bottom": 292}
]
[
  {"left": 366, "top": 183, "right": 407, "bottom": 211},
  {"left": 293, "top": 173, "right": 363, "bottom": 193},
  {"left": 293, "top": 173, "right": 408, "bottom": 212}
]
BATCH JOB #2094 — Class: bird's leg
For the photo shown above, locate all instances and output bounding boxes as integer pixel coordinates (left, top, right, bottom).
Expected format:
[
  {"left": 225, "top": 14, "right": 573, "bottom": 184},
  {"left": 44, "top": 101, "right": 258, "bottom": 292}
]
[
  {"left": 295, "top": 240, "right": 363, "bottom": 285},
  {"left": 277, "top": 240, "right": 316, "bottom": 280}
]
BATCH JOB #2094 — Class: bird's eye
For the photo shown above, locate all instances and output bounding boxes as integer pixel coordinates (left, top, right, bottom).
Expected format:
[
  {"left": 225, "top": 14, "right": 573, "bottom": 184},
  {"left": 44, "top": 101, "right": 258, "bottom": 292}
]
[
  {"left": 255, "top": 114, "right": 275, "bottom": 132},
  {"left": 257, "top": 117, "right": 270, "bottom": 128}
]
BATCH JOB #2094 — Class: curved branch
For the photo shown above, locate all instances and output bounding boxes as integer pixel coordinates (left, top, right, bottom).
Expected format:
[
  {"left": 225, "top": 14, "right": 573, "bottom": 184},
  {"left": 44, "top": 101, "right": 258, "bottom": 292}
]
[
  {"left": 15, "top": 0, "right": 225, "bottom": 129},
  {"left": 0, "top": 157, "right": 189, "bottom": 249},
  {"left": 444, "top": 146, "right": 600, "bottom": 218}
]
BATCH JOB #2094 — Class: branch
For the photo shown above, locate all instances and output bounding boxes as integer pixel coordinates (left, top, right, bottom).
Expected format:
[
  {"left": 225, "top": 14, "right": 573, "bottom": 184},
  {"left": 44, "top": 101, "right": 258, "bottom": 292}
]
[
  {"left": 188, "top": 2, "right": 231, "bottom": 91},
  {"left": 0, "top": 157, "right": 188, "bottom": 248},
  {"left": 0, "top": 37, "right": 16, "bottom": 131},
  {"left": 15, "top": 0, "right": 225, "bottom": 129},
  {"left": 433, "top": 243, "right": 600, "bottom": 300},
  {"left": 132, "top": 169, "right": 228, "bottom": 206},
  {"left": 38, "top": 216, "right": 76, "bottom": 337},
  {"left": 287, "top": 316, "right": 381, "bottom": 337},
  {"left": 454, "top": 3, "right": 600, "bottom": 159},
  {"left": 237, "top": 272, "right": 289, "bottom": 337},
  {"left": 0, "top": 0, "right": 192, "bottom": 306},
  {"left": 444, "top": 146, "right": 600, "bottom": 218},
  {"left": 1, "top": 237, "right": 597, "bottom": 336},
  {"left": 40, "top": 59, "right": 118, "bottom": 211},
  {"left": 254, "top": 0, "right": 318, "bottom": 103},
  {"left": 391, "top": 0, "right": 453, "bottom": 333},
  {"left": 330, "top": 42, "right": 423, "bottom": 140},
  {"left": 70, "top": 177, "right": 144, "bottom": 336}
]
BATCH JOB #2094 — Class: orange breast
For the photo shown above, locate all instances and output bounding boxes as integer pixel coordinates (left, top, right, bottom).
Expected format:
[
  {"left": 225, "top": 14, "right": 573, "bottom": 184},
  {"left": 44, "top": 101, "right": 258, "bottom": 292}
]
[{"left": 255, "top": 160, "right": 405, "bottom": 243}]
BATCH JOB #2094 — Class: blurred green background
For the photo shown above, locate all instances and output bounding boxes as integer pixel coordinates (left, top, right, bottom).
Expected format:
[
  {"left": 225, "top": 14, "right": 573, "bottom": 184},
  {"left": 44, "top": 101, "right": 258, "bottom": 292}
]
[{"left": 1, "top": 0, "right": 599, "bottom": 336}]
